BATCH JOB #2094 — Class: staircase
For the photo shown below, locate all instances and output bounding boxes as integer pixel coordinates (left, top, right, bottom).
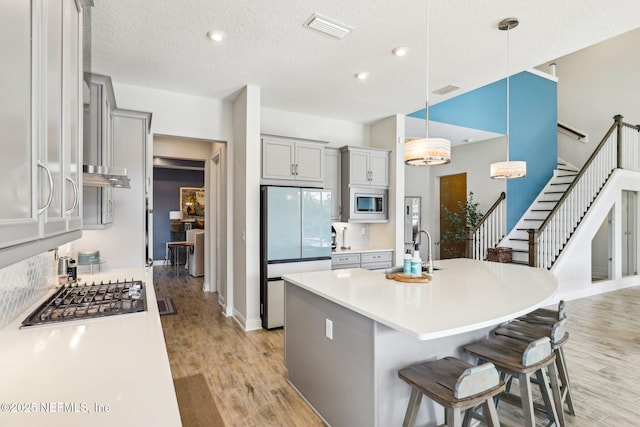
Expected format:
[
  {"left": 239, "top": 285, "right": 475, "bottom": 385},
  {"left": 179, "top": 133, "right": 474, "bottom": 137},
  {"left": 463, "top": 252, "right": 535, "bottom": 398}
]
[
  {"left": 501, "top": 160, "right": 579, "bottom": 264},
  {"left": 468, "top": 115, "right": 640, "bottom": 270}
]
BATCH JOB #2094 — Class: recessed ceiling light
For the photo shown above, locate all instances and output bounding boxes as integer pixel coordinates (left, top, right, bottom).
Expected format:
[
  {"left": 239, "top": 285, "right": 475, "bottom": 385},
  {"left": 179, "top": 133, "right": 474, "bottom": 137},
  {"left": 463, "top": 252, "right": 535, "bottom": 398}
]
[
  {"left": 206, "top": 31, "right": 227, "bottom": 42},
  {"left": 392, "top": 47, "right": 409, "bottom": 57},
  {"left": 355, "top": 72, "right": 370, "bottom": 80}
]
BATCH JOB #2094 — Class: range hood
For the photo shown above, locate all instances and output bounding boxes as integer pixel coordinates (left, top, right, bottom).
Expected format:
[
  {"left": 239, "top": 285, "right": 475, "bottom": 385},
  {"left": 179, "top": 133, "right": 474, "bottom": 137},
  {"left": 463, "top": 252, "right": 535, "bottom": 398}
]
[{"left": 83, "top": 164, "right": 131, "bottom": 188}]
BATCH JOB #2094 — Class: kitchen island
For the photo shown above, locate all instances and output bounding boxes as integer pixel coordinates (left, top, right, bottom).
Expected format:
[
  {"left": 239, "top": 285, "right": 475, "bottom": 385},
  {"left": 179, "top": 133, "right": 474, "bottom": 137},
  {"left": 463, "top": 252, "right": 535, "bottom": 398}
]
[
  {"left": 283, "top": 258, "right": 558, "bottom": 426},
  {"left": 0, "top": 267, "right": 181, "bottom": 427}
]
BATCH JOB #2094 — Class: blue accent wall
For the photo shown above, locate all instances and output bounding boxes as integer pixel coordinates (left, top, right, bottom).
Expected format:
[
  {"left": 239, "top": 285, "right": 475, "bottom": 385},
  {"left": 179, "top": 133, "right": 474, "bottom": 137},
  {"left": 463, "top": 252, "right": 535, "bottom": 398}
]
[
  {"left": 153, "top": 168, "right": 205, "bottom": 260},
  {"left": 409, "top": 71, "right": 557, "bottom": 232}
]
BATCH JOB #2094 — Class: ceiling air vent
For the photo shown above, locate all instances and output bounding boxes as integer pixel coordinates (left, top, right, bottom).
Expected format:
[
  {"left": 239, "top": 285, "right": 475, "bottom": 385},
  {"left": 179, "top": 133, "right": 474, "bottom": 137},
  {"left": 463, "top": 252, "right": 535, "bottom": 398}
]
[
  {"left": 304, "top": 13, "right": 352, "bottom": 39},
  {"left": 432, "top": 84, "right": 461, "bottom": 96}
]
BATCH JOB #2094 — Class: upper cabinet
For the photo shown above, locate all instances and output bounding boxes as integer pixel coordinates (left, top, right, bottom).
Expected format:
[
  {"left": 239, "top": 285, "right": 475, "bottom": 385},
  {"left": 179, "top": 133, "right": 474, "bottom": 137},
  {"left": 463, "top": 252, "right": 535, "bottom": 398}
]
[
  {"left": 340, "top": 146, "right": 390, "bottom": 188},
  {"left": 262, "top": 136, "right": 324, "bottom": 184},
  {"left": 83, "top": 74, "right": 116, "bottom": 229},
  {"left": 0, "top": 0, "right": 86, "bottom": 268},
  {"left": 324, "top": 148, "right": 341, "bottom": 221}
]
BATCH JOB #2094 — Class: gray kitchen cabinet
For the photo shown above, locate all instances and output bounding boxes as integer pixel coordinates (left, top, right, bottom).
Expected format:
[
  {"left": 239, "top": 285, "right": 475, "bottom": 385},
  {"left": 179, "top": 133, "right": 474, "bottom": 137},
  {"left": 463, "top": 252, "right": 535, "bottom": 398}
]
[
  {"left": 360, "top": 251, "right": 393, "bottom": 270},
  {"left": 331, "top": 251, "right": 393, "bottom": 270},
  {"left": 324, "top": 148, "right": 341, "bottom": 221},
  {"left": 0, "top": 0, "right": 87, "bottom": 268},
  {"left": 83, "top": 74, "right": 116, "bottom": 229},
  {"left": 331, "top": 253, "right": 361, "bottom": 270},
  {"left": 340, "top": 146, "right": 389, "bottom": 188},
  {"left": 262, "top": 136, "right": 324, "bottom": 183}
]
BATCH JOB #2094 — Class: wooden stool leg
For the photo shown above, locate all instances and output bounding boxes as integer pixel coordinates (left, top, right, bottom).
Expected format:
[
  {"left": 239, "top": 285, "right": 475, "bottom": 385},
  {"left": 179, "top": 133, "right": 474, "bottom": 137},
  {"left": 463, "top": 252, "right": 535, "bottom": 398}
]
[
  {"left": 547, "top": 361, "right": 566, "bottom": 427},
  {"left": 518, "top": 372, "right": 536, "bottom": 427},
  {"left": 402, "top": 388, "right": 422, "bottom": 427},
  {"left": 556, "top": 347, "right": 577, "bottom": 415},
  {"left": 445, "top": 407, "right": 462, "bottom": 427},
  {"left": 483, "top": 397, "right": 500, "bottom": 427},
  {"left": 534, "top": 367, "right": 562, "bottom": 427}
]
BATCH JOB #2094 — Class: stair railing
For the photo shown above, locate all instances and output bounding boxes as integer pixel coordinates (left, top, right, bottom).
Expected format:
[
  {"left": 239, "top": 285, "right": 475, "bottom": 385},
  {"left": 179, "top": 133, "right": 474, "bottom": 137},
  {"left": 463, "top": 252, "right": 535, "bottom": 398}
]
[
  {"left": 465, "top": 192, "right": 506, "bottom": 260},
  {"left": 529, "top": 115, "right": 640, "bottom": 269}
]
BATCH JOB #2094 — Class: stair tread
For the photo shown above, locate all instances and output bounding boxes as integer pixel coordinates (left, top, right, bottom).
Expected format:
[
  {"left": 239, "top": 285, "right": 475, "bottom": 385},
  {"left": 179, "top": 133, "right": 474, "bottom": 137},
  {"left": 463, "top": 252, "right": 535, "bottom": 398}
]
[
  {"left": 531, "top": 209, "right": 552, "bottom": 212},
  {"left": 509, "top": 260, "right": 530, "bottom": 266},
  {"left": 544, "top": 191, "right": 565, "bottom": 194}
]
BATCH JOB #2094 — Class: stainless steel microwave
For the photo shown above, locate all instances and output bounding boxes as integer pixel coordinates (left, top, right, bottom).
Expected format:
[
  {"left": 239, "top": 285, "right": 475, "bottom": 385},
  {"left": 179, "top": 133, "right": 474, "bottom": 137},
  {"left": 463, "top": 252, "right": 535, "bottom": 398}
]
[{"left": 345, "top": 187, "right": 388, "bottom": 222}]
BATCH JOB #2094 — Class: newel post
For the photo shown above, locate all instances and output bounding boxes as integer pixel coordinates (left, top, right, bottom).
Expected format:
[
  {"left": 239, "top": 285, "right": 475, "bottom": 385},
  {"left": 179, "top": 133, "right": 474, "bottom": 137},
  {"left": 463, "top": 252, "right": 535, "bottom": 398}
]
[
  {"left": 614, "top": 114, "right": 623, "bottom": 168},
  {"left": 527, "top": 229, "right": 538, "bottom": 267}
]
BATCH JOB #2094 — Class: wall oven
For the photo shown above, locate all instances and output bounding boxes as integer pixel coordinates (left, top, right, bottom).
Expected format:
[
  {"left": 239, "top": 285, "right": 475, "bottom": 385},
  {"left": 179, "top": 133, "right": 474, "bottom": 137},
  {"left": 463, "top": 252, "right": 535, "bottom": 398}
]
[{"left": 347, "top": 187, "right": 388, "bottom": 222}]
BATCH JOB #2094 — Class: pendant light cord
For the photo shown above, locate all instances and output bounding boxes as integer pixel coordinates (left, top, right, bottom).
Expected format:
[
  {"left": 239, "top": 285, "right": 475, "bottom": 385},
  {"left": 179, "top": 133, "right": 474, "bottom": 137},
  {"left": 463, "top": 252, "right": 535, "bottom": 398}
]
[
  {"left": 424, "top": 0, "right": 430, "bottom": 138},
  {"left": 505, "top": 21, "right": 510, "bottom": 162}
]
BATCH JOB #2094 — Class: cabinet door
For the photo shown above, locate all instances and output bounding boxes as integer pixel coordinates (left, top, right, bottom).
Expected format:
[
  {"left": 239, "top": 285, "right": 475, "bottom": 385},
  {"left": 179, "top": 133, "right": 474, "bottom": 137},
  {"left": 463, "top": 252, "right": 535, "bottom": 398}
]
[
  {"left": 295, "top": 141, "right": 324, "bottom": 182},
  {"left": 324, "top": 148, "right": 341, "bottom": 220},
  {"left": 368, "top": 151, "right": 389, "bottom": 187},
  {"left": 0, "top": 0, "right": 40, "bottom": 248},
  {"left": 348, "top": 150, "right": 370, "bottom": 186},
  {"left": 42, "top": 0, "right": 67, "bottom": 236},
  {"left": 262, "top": 138, "right": 295, "bottom": 180},
  {"left": 63, "top": 0, "right": 81, "bottom": 231}
]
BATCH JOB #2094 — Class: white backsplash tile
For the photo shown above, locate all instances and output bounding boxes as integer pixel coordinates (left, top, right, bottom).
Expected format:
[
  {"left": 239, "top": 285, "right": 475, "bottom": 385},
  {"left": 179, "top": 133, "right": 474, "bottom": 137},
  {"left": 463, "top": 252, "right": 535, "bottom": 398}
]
[{"left": 0, "top": 251, "right": 56, "bottom": 331}]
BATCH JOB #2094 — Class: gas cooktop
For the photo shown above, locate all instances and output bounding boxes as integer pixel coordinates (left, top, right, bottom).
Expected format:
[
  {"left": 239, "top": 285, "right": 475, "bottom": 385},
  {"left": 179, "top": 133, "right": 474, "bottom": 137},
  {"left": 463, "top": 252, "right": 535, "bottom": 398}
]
[{"left": 21, "top": 280, "right": 146, "bottom": 328}]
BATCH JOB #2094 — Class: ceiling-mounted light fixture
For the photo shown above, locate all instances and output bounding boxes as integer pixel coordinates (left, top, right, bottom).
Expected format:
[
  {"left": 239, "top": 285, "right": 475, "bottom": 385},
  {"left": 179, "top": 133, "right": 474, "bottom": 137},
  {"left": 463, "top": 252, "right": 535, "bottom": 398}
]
[
  {"left": 490, "top": 17, "right": 526, "bottom": 179},
  {"left": 404, "top": 2, "right": 451, "bottom": 166}
]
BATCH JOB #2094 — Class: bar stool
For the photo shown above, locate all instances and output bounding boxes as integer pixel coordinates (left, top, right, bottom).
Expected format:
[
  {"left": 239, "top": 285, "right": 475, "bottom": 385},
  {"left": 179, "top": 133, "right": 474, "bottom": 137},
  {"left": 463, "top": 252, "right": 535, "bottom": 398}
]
[
  {"left": 398, "top": 356, "right": 505, "bottom": 427},
  {"left": 494, "top": 318, "right": 576, "bottom": 417},
  {"left": 464, "top": 336, "right": 564, "bottom": 427},
  {"left": 517, "top": 300, "right": 566, "bottom": 324}
]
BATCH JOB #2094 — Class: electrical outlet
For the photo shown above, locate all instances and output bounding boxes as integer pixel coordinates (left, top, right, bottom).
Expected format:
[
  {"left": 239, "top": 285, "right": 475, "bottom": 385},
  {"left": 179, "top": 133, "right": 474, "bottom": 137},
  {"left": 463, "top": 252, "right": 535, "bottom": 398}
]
[
  {"left": 325, "top": 319, "right": 333, "bottom": 340},
  {"left": 361, "top": 226, "right": 366, "bottom": 235}
]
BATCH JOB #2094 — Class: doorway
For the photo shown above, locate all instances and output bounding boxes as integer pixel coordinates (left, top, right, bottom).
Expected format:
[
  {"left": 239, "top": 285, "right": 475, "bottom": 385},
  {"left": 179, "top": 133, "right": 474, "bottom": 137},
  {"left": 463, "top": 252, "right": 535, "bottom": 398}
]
[
  {"left": 439, "top": 173, "right": 467, "bottom": 259},
  {"left": 622, "top": 190, "right": 638, "bottom": 276}
]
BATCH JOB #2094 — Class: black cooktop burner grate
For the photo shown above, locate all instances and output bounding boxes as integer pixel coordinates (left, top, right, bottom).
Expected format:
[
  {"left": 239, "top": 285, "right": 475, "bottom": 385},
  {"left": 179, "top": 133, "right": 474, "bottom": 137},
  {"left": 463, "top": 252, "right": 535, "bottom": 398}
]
[{"left": 21, "top": 280, "right": 147, "bottom": 328}]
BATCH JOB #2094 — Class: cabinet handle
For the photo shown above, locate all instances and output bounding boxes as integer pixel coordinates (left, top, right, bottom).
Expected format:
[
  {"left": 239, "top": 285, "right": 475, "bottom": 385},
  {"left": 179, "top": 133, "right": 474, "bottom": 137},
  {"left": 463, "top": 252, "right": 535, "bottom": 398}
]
[
  {"left": 295, "top": 163, "right": 299, "bottom": 176},
  {"left": 37, "top": 161, "right": 54, "bottom": 215},
  {"left": 65, "top": 176, "right": 79, "bottom": 216},
  {"left": 291, "top": 163, "right": 295, "bottom": 176}
]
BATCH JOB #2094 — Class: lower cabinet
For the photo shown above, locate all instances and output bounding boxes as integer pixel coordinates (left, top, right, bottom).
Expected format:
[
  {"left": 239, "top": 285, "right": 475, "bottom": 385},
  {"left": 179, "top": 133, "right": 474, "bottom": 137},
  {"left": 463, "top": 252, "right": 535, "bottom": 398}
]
[{"left": 331, "top": 251, "right": 393, "bottom": 270}]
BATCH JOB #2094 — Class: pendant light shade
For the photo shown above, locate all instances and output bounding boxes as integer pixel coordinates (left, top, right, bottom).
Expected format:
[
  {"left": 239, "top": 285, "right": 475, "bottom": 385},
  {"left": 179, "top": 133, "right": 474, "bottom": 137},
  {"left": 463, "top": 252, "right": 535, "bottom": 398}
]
[
  {"left": 404, "top": 2, "right": 451, "bottom": 166},
  {"left": 405, "top": 136, "right": 451, "bottom": 166},
  {"left": 490, "top": 17, "right": 526, "bottom": 179},
  {"left": 490, "top": 160, "right": 526, "bottom": 179}
]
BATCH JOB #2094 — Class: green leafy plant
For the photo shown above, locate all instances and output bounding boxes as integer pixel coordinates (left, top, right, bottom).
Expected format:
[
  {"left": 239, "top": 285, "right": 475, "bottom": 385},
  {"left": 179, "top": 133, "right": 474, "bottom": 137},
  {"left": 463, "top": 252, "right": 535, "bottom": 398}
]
[{"left": 440, "top": 192, "right": 483, "bottom": 257}]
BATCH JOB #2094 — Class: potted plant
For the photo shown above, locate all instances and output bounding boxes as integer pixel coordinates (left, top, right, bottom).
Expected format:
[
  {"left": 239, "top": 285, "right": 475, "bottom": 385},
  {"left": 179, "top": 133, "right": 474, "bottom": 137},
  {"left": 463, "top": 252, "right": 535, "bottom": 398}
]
[{"left": 439, "top": 192, "right": 483, "bottom": 258}]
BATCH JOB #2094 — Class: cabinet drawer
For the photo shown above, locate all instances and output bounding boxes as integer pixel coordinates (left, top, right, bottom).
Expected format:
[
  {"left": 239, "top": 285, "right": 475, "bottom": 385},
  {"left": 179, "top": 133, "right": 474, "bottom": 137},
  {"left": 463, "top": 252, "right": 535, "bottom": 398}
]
[
  {"left": 360, "top": 251, "right": 392, "bottom": 264},
  {"left": 332, "top": 263, "right": 361, "bottom": 270},
  {"left": 331, "top": 253, "right": 360, "bottom": 267},
  {"left": 360, "top": 261, "right": 392, "bottom": 270}
]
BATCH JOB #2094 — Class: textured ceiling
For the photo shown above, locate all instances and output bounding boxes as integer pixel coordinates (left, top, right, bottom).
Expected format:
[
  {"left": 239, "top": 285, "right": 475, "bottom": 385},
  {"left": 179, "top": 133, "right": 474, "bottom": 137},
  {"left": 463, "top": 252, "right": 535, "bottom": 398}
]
[{"left": 90, "top": 0, "right": 640, "bottom": 124}]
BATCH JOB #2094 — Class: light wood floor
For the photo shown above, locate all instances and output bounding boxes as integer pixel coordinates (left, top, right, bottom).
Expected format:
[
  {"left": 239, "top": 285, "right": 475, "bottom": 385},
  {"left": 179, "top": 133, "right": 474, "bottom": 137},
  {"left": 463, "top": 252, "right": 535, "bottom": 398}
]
[{"left": 154, "top": 266, "right": 640, "bottom": 427}]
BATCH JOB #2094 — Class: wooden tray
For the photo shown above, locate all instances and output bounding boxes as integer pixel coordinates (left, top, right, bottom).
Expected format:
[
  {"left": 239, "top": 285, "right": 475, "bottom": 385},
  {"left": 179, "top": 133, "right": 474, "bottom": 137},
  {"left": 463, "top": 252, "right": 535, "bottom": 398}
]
[{"left": 385, "top": 272, "right": 432, "bottom": 283}]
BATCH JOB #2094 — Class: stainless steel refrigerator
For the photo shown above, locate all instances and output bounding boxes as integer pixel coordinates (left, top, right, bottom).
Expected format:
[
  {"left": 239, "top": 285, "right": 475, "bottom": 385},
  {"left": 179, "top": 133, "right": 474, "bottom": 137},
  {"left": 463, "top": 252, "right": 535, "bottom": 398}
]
[{"left": 260, "top": 186, "right": 332, "bottom": 329}]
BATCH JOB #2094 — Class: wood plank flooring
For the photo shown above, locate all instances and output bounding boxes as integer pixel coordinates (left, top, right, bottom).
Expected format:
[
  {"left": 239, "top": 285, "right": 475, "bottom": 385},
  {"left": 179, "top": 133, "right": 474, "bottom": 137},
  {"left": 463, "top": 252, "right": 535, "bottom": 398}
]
[{"left": 154, "top": 266, "right": 640, "bottom": 427}]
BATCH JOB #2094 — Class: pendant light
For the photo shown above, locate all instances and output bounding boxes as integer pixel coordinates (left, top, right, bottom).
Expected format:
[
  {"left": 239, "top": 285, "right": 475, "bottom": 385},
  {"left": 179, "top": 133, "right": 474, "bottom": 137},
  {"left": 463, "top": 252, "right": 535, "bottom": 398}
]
[
  {"left": 490, "top": 17, "right": 526, "bottom": 179},
  {"left": 404, "top": 1, "right": 451, "bottom": 166}
]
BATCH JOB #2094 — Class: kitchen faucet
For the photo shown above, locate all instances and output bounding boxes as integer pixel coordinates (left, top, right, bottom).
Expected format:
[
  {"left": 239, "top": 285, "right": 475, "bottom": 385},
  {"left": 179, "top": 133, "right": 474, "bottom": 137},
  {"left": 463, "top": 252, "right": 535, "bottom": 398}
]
[{"left": 414, "top": 229, "right": 433, "bottom": 274}]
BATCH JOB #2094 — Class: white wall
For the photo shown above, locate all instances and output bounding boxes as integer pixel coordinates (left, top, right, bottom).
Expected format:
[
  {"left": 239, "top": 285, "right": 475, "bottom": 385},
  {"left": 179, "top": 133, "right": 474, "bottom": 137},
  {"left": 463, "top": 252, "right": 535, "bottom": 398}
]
[
  {"left": 541, "top": 28, "right": 640, "bottom": 168},
  {"left": 75, "top": 111, "right": 147, "bottom": 269},
  {"left": 404, "top": 133, "right": 506, "bottom": 260},
  {"left": 553, "top": 170, "right": 640, "bottom": 300},
  {"left": 112, "top": 83, "right": 233, "bottom": 141},
  {"left": 369, "top": 115, "right": 405, "bottom": 265},
  {"left": 261, "top": 107, "right": 369, "bottom": 148},
  {"left": 232, "top": 86, "right": 262, "bottom": 331}
]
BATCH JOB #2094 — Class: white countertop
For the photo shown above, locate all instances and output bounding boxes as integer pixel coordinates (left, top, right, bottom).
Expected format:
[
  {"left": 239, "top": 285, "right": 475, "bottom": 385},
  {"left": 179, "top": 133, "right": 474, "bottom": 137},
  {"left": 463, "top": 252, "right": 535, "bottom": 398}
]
[
  {"left": 331, "top": 247, "right": 394, "bottom": 255},
  {"left": 283, "top": 258, "right": 558, "bottom": 340},
  {"left": 0, "top": 267, "right": 181, "bottom": 427}
]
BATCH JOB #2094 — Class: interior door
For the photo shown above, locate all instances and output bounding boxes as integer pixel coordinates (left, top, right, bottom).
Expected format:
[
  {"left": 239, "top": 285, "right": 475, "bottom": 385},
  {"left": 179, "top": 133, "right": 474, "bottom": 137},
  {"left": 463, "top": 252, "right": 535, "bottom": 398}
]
[
  {"left": 439, "top": 173, "right": 467, "bottom": 259},
  {"left": 622, "top": 190, "right": 637, "bottom": 276}
]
